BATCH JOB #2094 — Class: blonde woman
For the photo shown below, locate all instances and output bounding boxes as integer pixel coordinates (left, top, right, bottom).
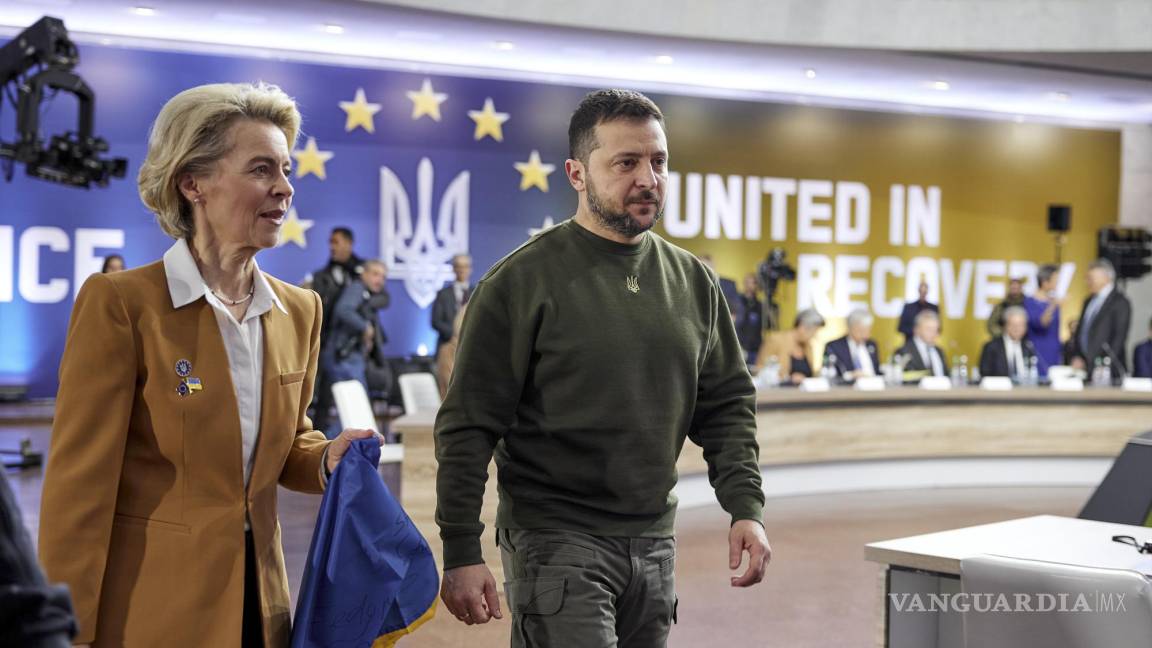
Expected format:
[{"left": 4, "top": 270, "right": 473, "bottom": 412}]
[
  {"left": 755, "top": 308, "right": 825, "bottom": 384},
  {"left": 38, "top": 83, "right": 379, "bottom": 647}
]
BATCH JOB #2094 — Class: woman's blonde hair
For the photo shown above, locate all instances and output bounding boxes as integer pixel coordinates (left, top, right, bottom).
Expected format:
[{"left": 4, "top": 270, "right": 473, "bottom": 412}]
[{"left": 137, "top": 82, "right": 301, "bottom": 240}]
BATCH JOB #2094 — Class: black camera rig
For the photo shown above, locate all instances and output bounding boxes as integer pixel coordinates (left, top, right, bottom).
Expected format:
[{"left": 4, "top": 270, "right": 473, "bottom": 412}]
[{"left": 0, "top": 16, "right": 126, "bottom": 188}]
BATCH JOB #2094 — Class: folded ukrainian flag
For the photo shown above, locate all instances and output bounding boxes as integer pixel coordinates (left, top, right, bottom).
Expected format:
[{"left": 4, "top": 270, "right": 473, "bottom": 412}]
[{"left": 291, "top": 438, "right": 438, "bottom": 648}]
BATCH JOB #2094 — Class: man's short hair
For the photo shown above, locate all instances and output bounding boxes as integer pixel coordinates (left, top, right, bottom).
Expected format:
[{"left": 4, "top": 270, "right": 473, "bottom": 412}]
[
  {"left": 361, "top": 259, "right": 386, "bottom": 273},
  {"left": 1036, "top": 264, "right": 1059, "bottom": 286},
  {"left": 331, "top": 227, "right": 354, "bottom": 243},
  {"left": 794, "top": 308, "right": 825, "bottom": 329},
  {"left": 914, "top": 310, "right": 940, "bottom": 327},
  {"left": 1002, "top": 305, "right": 1028, "bottom": 324},
  {"left": 847, "top": 309, "right": 874, "bottom": 328},
  {"left": 451, "top": 253, "right": 471, "bottom": 265},
  {"left": 1089, "top": 258, "right": 1116, "bottom": 281},
  {"left": 568, "top": 89, "right": 664, "bottom": 163}
]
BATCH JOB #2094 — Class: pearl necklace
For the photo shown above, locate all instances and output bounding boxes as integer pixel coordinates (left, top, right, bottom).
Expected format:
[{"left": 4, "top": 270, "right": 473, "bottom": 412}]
[{"left": 211, "top": 283, "right": 254, "bottom": 306}]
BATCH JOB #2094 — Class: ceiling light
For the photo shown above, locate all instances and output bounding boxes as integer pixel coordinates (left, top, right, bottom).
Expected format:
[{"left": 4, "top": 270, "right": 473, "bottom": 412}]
[
  {"left": 927, "top": 80, "right": 950, "bottom": 91},
  {"left": 1045, "top": 91, "right": 1070, "bottom": 102},
  {"left": 322, "top": 23, "right": 345, "bottom": 35},
  {"left": 492, "top": 41, "right": 516, "bottom": 51},
  {"left": 804, "top": 68, "right": 817, "bottom": 79},
  {"left": 653, "top": 55, "right": 674, "bottom": 65},
  {"left": 130, "top": 6, "right": 156, "bottom": 16}
]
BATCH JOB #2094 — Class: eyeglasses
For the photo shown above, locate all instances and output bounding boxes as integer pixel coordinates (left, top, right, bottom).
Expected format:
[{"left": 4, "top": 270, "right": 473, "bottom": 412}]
[{"left": 1112, "top": 535, "right": 1152, "bottom": 554}]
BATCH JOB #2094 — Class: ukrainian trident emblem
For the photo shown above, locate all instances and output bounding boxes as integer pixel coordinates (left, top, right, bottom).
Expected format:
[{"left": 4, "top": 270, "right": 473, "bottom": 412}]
[{"left": 380, "top": 158, "right": 471, "bottom": 308}]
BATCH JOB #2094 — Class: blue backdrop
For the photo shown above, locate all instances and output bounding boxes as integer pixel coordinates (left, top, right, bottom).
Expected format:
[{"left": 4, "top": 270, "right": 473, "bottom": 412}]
[{"left": 1, "top": 43, "right": 603, "bottom": 397}]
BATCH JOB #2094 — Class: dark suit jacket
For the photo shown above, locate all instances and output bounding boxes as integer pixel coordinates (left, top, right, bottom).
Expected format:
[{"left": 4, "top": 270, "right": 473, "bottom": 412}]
[
  {"left": 1072, "top": 289, "right": 1132, "bottom": 375},
  {"left": 978, "top": 337, "right": 1037, "bottom": 378},
  {"left": 719, "top": 277, "right": 740, "bottom": 316},
  {"left": 431, "top": 284, "right": 467, "bottom": 347},
  {"left": 897, "top": 301, "right": 940, "bottom": 339},
  {"left": 898, "top": 338, "right": 949, "bottom": 377},
  {"left": 1134, "top": 340, "right": 1152, "bottom": 379},
  {"left": 825, "top": 335, "right": 880, "bottom": 381}
]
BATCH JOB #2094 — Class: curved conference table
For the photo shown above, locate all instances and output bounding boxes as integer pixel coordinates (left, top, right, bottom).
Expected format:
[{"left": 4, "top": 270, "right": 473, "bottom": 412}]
[{"left": 391, "top": 386, "right": 1152, "bottom": 582}]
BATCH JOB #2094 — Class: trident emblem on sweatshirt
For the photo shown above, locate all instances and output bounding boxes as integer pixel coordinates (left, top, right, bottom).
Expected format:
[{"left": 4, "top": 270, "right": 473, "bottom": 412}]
[
  {"left": 380, "top": 157, "right": 471, "bottom": 308},
  {"left": 626, "top": 276, "right": 639, "bottom": 293}
]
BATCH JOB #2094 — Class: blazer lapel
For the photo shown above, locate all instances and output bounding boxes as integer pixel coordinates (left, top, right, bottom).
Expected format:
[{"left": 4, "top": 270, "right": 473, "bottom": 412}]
[
  {"left": 169, "top": 300, "right": 246, "bottom": 496},
  {"left": 249, "top": 281, "right": 300, "bottom": 491}
]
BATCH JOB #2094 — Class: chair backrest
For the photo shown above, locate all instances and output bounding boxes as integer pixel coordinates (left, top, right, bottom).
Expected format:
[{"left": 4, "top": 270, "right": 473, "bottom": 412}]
[
  {"left": 398, "top": 372, "right": 441, "bottom": 415},
  {"left": 961, "top": 554, "right": 1152, "bottom": 648},
  {"left": 331, "top": 380, "right": 378, "bottom": 433}
]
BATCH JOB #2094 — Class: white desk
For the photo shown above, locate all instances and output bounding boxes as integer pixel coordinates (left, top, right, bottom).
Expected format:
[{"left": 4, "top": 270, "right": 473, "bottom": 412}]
[{"left": 864, "top": 515, "right": 1152, "bottom": 648}]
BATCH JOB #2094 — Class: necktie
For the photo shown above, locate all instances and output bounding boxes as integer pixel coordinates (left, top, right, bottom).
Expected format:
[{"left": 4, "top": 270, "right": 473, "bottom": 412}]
[
  {"left": 461, "top": 286, "right": 471, "bottom": 306},
  {"left": 1080, "top": 294, "right": 1104, "bottom": 350}
]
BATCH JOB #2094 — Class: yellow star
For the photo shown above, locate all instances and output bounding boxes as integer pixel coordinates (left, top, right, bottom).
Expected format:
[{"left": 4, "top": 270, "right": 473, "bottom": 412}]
[
  {"left": 339, "top": 87, "right": 382, "bottom": 133},
  {"left": 469, "top": 98, "right": 510, "bottom": 142},
  {"left": 277, "top": 207, "right": 314, "bottom": 248},
  {"left": 406, "top": 78, "right": 448, "bottom": 121},
  {"left": 292, "top": 137, "right": 334, "bottom": 180},
  {"left": 514, "top": 150, "right": 556, "bottom": 192}
]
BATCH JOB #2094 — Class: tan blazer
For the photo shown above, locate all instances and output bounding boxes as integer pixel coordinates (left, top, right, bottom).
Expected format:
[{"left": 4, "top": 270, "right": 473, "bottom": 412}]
[
  {"left": 755, "top": 330, "right": 812, "bottom": 381},
  {"left": 39, "top": 261, "right": 329, "bottom": 647}
]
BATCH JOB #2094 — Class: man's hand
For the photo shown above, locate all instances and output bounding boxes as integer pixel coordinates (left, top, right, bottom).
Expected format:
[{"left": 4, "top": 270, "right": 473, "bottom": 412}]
[
  {"left": 1070, "top": 356, "right": 1086, "bottom": 371},
  {"left": 441, "top": 564, "right": 503, "bottom": 625},
  {"left": 326, "top": 428, "right": 383, "bottom": 473},
  {"left": 728, "top": 519, "right": 771, "bottom": 587}
]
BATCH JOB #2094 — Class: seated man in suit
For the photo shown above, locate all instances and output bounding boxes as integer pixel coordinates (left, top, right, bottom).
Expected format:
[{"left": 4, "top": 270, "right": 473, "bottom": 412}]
[
  {"left": 978, "top": 306, "right": 1037, "bottom": 381},
  {"left": 825, "top": 308, "right": 881, "bottom": 383},
  {"left": 898, "top": 310, "right": 949, "bottom": 380},
  {"left": 1133, "top": 318, "right": 1152, "bottom": 378}
]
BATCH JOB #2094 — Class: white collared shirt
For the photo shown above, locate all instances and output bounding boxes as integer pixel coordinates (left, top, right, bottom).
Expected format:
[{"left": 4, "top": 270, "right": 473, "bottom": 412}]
[
  {"left": 1003, "top": 336, "right": 1025, "bottom": 376},
  {"left": 914, "top": 337, "right": 945, "bottom": 377},
  {"left": 1084, "top": 283, "right": 1114, "bottom": 327},
  {"left": 163, "top": 239, "right": 286, "bottom": 492},
  {"left": 848, "top": 339, "right": 876, "bottom": 377},
  {"left": 453, "top": 281, "right": 469, "bottom": 306}
]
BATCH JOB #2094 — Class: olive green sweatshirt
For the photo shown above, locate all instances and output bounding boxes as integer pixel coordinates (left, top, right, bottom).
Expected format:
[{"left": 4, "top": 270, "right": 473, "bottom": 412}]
[{"left": 434, "top": 218, "right": 763, "bottom": 569}]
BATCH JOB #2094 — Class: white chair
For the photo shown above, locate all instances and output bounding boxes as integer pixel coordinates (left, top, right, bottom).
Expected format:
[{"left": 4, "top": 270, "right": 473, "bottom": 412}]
[
  {"left": 398, "top": 372, "right": 441, "bottom": 415},
  {"left": 330, "top": 380, "right": 404, "bottom": 465},
  {"left": 960, "top": 554, "right": 1152, "bottom": 648},
  {"left": 331, "top": 380, "right": 378, "bottom": 433}
]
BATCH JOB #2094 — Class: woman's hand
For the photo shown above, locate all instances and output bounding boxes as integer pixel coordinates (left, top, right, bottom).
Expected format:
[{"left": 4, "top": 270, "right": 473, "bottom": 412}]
[{"left": 326, "top": 428, "right": 384, "bottom": 473}]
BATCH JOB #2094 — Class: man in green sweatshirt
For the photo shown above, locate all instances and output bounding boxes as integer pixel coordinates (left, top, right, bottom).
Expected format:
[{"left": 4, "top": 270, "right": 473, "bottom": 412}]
[{"left": 435, "top": 89, "right": 770, "bottom": 646}]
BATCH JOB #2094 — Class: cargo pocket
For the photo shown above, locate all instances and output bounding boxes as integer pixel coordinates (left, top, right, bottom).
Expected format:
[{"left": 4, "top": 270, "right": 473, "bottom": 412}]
[
  {"left": 505, "top": 577, "right": 566, "bottom": 615},
  {"left": 506, "top": 577, "right": 566, "bottom": 647}
]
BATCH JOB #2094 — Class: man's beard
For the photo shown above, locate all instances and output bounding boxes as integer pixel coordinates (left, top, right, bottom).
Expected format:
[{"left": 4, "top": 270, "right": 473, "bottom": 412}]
[{"left": 587, "top": 177, "right": 663, "bottom": 238}]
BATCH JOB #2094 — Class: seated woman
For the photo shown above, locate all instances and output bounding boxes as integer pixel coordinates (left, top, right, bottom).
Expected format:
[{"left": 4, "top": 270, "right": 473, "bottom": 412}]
[{"left": 755, "top": 308, "right": 825, "bottom": 385}]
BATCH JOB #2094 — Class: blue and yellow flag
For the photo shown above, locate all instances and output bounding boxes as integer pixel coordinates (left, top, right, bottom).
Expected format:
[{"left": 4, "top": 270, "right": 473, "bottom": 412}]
[{"left": 291, "top": 439, "right": 438, "bottom": 648}]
